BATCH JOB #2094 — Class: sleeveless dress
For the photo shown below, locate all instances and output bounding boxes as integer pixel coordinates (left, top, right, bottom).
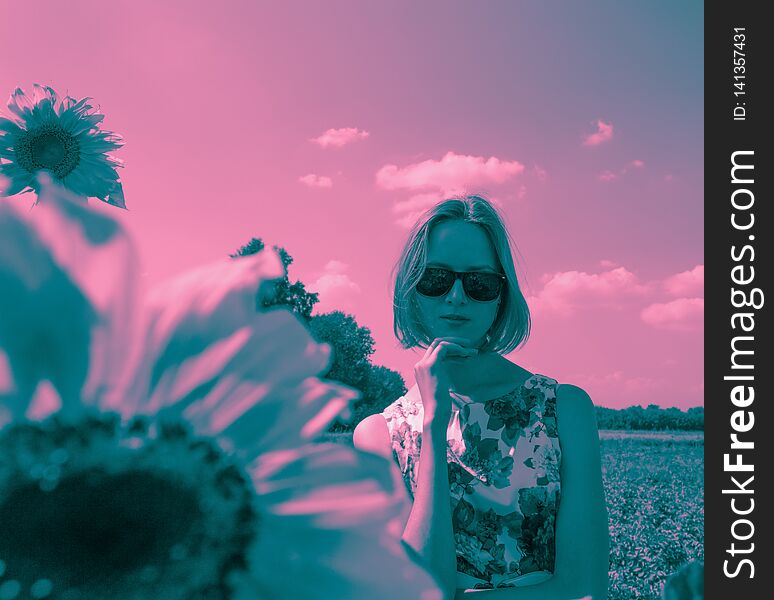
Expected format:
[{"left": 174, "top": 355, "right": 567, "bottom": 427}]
[{"left": 382, "top": 373, "right": 562, "bottom": 589}]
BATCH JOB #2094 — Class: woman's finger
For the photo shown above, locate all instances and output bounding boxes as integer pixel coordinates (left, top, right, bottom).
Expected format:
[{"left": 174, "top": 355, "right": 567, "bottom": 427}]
[
  {"left": 424, "top": 336, "right": 470, "bottom": 360},
  {"left": 433, "top": 341, "right": 477, "bottom": 361},
  {"left": 428, "top": 336, "right": 473, "bottom": 352},
  {"left": 426, "top": 337, "right": 444, "bottom": 353}
]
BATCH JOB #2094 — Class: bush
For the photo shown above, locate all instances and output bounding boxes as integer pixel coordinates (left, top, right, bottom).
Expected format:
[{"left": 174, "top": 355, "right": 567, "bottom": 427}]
[{"left": 595, "top": 405, "right": 703, "bottom": 431}]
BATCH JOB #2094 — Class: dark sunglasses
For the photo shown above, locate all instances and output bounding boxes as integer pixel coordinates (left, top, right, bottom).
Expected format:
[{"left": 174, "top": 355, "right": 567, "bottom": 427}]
[{"left": 416, "top": 267, "right": 506, "bottom": 302}]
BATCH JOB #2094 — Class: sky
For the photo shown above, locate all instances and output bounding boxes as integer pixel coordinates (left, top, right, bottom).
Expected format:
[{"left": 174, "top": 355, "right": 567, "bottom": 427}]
[{"left": 0, "top": 1, "right": 704, "bottom": 409}]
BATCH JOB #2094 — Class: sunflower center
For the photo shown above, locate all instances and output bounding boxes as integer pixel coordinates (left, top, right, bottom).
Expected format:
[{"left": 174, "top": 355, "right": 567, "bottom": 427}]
[
  {"left": 0, "top": 415, "right": 257, "bottom": 600},
  {"left": 0, "top": 470, "right": 200, "bottom": 589},
  {"left": 14, "top": 123, "right": 81, "bottom": 179},
  {"left": 31, "top": 133, "right": 67, "bottom": 169}
]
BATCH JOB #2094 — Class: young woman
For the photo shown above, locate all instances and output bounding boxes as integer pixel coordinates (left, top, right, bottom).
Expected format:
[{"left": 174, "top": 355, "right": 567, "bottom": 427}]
[{"left": 354, "top": 196, "right": 609, "bottom": 599}]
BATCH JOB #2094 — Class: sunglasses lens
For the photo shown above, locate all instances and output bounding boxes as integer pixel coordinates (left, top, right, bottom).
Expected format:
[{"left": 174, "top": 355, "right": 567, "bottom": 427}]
[
  {"left": 416, "top": 268, "right": 454, "bottom": 297},
  {"left": 463, "top": 272, "right": 503, "bottom": 301}
]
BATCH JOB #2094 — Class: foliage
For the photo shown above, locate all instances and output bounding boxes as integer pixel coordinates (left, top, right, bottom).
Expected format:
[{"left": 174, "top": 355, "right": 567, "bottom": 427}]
[
  {"left": 355, "top": 365, "right": 407, "bottom": 427},
  {"left": 603, "top": 433, "right": 704, "bottom": 599},
  {"left": 309, "top": 311, "right": 375, "bottom": 392},
  {"left": 595, "top": 405, "right": 703, "bottom": 431},
  {"left": 308, "top": 312, "right": 406, "bottom": 432},
  {"left": 230, "top": 237, "right": 319, "bottom": 320}
]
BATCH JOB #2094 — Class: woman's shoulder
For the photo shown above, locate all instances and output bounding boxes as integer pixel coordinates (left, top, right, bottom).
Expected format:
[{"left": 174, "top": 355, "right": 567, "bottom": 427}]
[
  {"left": 554, "top": 382, "right": 595, "bottom": 419},
  {"left": 520, "top": 373, "right": 595, "bottom": 419},
  {"left": 352, "top": 413, "right": 392, "bottom": 459}
]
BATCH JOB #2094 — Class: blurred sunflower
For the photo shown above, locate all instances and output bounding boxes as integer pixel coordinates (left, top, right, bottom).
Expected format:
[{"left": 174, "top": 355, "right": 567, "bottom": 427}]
[
  {"left": 0, "top": 174, "right": 439, "bottom": 600},
  {"left": 0, "top": 85, "right": 126, "bottom": 208}
]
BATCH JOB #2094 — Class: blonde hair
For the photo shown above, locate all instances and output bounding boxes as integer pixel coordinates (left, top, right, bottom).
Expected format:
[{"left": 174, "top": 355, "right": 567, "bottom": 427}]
[{"left": 392, "top": 195, "right": 531, "bottom": 353}]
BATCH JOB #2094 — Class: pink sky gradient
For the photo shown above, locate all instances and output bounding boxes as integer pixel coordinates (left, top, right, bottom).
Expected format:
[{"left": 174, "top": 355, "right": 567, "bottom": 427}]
[{"left": 0, "top": 1, "right": 703, "bottom": 408}]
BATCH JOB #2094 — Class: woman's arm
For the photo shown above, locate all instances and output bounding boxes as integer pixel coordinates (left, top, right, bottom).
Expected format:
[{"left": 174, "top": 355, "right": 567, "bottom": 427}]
[
  {"left": 455, "top": 383, "right": 609, "bottom": 600},
  {"left": 355, "top": 339, "right": 476, "bottom": 599},
  {"left": 402, "top": 338, "right": 478, "bottom": 599},
  {"left": 353, "top": 408, "right": 458, "bottom": 600},
  {"left": 402, "top": 414, "right": 458, "bottom": 599}
]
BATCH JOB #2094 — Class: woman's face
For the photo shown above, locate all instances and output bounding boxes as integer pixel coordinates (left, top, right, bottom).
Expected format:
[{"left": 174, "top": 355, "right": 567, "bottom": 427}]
[{"left": 414, "top": 220, "right": 502, "bottom": 349}]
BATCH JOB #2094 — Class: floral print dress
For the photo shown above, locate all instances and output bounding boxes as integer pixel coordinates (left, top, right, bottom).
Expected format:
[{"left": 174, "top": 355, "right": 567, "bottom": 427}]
[{"left": 382, "top": 374, "right": 562, "bottom": 589}]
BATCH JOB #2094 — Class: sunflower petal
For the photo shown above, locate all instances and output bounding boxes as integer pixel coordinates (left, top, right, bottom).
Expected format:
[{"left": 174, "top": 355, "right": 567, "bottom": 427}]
[
  {"left": 121, "top": 251, "right": 284, "bottom": 414},
  {"left": 231, "top": 376, "right": 358, "bottom": 455},
  {"left": 68, "top": 96, "right": 93, "bottom": 114},
  {"left": 60, "top": 168, "right": 93, "bottom": 198},
  {"left": 0, "top": 116, "right": 22, "bottom": 135},
  {"left": 26, "top": 97, "right": 57, "bottom": 128},
  {"left": 6, "top": 87, "right": 34, "bottom": 119},
  {"left": 0, "top": 163, "right": 34, "bottom": 196},
  {"left": 0, "top": 173, "right": 138, "bottom": 419},
  {"left": 57, "top": 95, "right": 76, "bottom": 114},
  {"left": 31, "top": 84, "right": 58, "bottom": 105},
  {"left": 193, "top": 371, "right": 357, "bottom": 457},
  {"left": 69, "top": 112, "right": 105, "bottom": 136},
  {"left": 63, "top": 156, "right": 123, "bottom": 204},
  {"left": 121, "top": 250, "right": 358, "bottom": 450},
  {"left": 80, "top": 134, "right": 124, "bottom": 153},
  {"left": 235, "top": 444, "right": 441, "bottom": 600},
  {"left": 105, "top": 180, "right": 126, "bottom": 208}
]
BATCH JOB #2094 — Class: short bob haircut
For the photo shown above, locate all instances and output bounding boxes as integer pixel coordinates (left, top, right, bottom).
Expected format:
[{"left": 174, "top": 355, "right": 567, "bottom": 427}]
[{"left": 393, "top": 195, "right": 531, "bottom": 354}]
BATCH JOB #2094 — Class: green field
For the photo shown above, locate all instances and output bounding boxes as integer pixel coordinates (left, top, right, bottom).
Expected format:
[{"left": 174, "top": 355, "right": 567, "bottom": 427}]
[
  {"left": 321, "top": 430, "right": 704, "bottom": 599},
  {"left": 602, "top": 431, "right": 703, "bottom": 599}
]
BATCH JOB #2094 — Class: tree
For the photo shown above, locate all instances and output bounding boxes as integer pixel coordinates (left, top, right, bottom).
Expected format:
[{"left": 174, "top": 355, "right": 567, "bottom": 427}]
[
  {"left": 308, "top": 311, "right": 406, "bottom": 432},
  {"left": 231, "top": 237, "right": 319, "bottom": 320},
  {"left": 327, "top": 364, "right": 407, "bottom": 433},
  {"left": 360, "top": 365, "right": 407, "bottom": 421},
  {"left": 308, "top": 311, "right": 375, "bottom": 392},
  {"left": 229, "top": 239, "right": 408, "bottom": 432},
  {"left": 594, "top": 404, "right": 704, "bottom": 431}
]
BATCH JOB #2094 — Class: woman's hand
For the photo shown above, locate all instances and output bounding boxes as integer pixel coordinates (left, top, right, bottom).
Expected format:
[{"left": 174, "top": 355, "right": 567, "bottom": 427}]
[{"left": 414, "top": 337, "right": 477, "bottom": 428}]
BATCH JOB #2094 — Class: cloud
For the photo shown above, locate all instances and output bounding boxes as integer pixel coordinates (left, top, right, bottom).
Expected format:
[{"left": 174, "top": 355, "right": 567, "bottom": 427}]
[
  {"left": 527, "top": 262, "right": 705, "bottom": 337},
  {"left": 533, "top": 164, "right": 548, "bottom": 182},
  {"left": 663, "top": 265, "right": 703, "bottom": 297},
  {"left": 310, "top": 260, "right": 361, "bottom": 313},
  {"left": 311, "top": 127, "right": 369, "bottom": 148},
  {"left": 640, "top": 297, "right": 703, "bottom": 331},
  {"left": 528, "top": 267, "right": 651, "bottom": 316},
  {"left": 299, "top": 174, "right": 333, "bottom": 188},
  {"left": 376, "top": 151, "right": 524, "bottom": 194},
  {"left": 598, "top": 170, "right": 617, "bottom": 182},
  {"left": 583, "top": 119, "right": 614, "bottom": 146},
  {"left": 598, "top": 159, "right": 645, "bottom": 182}
]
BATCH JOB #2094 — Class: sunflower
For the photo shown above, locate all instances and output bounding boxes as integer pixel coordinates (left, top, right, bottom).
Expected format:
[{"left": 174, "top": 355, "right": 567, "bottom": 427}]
[
  {"left": 0, "top": 85, "right": 126, "bottom": 208},
  {"left": 0, "top": 173, "right": 440, "bottom": 600}
]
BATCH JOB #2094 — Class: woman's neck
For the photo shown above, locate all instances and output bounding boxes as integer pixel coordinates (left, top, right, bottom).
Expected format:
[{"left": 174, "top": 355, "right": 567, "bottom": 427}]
[{"left": 446, "top": 352, "right": 532, "bottom": 401}]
